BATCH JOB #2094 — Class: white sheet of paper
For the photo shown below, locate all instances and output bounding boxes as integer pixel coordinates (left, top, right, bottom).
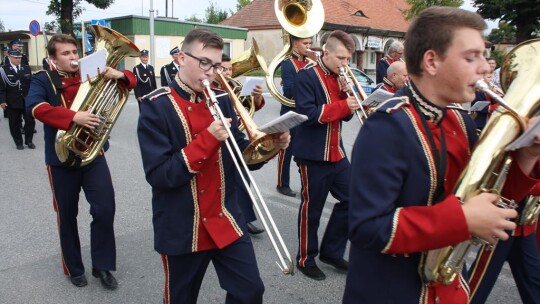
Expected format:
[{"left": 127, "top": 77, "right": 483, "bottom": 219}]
[
  {"left": 505, "top": 118, "right": 540, "bottom": 151},
  {"left": 79, "top": 49, "right": 106, "bottom": 83},
  {"left": 258, "top": 111, "right": 308, "bottom": 134},
  {"left": 240, "top": 77, "right": 264, "bottom": 96},
  {"left": 469, "top": 101, "right": 490, "bottom": 112},
  {"left": 361, "top": 88, "right": 393, "bottom": 107}
]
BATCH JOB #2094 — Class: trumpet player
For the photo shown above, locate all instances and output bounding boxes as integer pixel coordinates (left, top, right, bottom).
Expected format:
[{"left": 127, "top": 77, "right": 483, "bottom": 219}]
[
  {"left": 137, "top": 28, "right": 290, "bottom": 304},
  {"left": 25, "top": 34, "right": 136, "bottom": 290},
  {"left": 293, "top": 30, "right": 359, "bottom": 281},
  {"left": 344, "top": 7, "right": 540, "bottom": 304}
]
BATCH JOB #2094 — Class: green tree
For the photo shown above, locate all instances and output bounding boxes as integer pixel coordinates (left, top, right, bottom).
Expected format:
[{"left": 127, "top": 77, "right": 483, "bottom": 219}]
[
  {"left": 0, "top": 20, "right": 5, "bottom": 33},
  {"left": 487, "top": 21, "right": 516, "bottom": 44},
  {"left": 236, "top": 0, "right": 252, "bottom": 11},
  {"left": 185, "top": 15, "right": 203, "bottom": 23},
  {"left": 46, "top": 0, "right": 116, "bottom": 35},
  {"left": 403, "top": 0, "right": 463, "bottom": 20},
  {"left": 205, "top": 1, "right": 229, "bottom": 24},
  {"left": 44, "top": 21, "right": 61, "bottom": 34},
  {"left": 490, "top": 48, "right": 506, "bottom": 67},
  {"left": 472, "top": 0, "right": 540, "bottom": 43}
]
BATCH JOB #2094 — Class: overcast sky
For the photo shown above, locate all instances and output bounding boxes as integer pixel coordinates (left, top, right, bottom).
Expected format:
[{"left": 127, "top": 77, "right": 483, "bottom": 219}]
[{"left": 5, "top": 0, "right": 497, "bottom": 33}]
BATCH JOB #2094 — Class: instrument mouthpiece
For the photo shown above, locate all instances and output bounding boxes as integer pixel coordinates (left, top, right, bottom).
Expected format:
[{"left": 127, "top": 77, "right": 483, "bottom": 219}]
[
  {"left": 202, "top": 79, "right": 210, "bottom": 87},
  {"left": 475, "top": 79, "right": 489, "bottom": 91},
  {"left": 70, "top": 60, "right": 79, "bottom": 67}
]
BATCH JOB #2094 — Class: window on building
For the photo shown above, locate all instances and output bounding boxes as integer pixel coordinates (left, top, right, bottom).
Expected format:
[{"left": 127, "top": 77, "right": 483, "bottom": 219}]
[
  {"left": 223, "top": 42, "right": 231, "bottom": 57},
  {"left": 370, "top": 51, "right": 376, "bottom": 64}
]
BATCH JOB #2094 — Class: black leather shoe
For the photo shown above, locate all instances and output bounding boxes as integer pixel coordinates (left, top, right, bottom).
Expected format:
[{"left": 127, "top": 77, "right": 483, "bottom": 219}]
[
  {"left": 277, "top": 186, "right": 296, "bottom": 197},
  {"left": 298, "top": 264, "right": 326, "bottom": 281},
  {"left": 319, "top": 256, "right": 349, "bottom": 271},
  {"left": 92, "top": 269, "right": 118, "bottom": 290},
  {"left": 247, "top": 222, "right": 264, "bottom": 235},
  {"left": 26, "top": 143, "right": 36, "bottom": 149},
  {"left": 70, "top": 274, "right": 88, "bottom": 287},
  {"left": 16, "top": 145, "right": 24, "bottom": 150}
]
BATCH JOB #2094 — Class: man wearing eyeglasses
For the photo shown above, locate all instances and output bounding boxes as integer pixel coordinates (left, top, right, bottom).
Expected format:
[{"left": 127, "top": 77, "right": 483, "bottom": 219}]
[
  {"left": 376, "top": 40, "right": 404, "bottom": 84},
  {"left": 137, "top": 28, "right": 290, "bottom": 304}
]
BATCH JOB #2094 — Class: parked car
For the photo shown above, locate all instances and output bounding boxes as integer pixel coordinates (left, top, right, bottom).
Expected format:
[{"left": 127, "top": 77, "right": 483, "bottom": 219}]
[{"left": 349, "top": 67, "right": 377, "bottom": 95}]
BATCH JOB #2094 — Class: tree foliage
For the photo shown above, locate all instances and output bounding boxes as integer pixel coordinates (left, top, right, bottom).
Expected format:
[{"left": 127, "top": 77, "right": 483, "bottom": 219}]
[
  {"left": 472, "top": 0, "right": 540, "bottom": 43},
  {"left": 185, "top": 15, "right": 204, "bottom": 23},
  {"left": 205, "top": 1, "right": 229, "bottom": 24},
  {"left": 403, "top": 0, "right": 463, "bottom": 20},
  {"left": 487, "top": 21, "right": 516, "bottom": 44},
  {"left": 236, "top": 0, "right": 252, "bottom": 11},
  {"left": 0, "top": 20, "right": 5, "bottom": 33},
  {"left": 46, "top": 0, "right": 116, "bottom": 35}
]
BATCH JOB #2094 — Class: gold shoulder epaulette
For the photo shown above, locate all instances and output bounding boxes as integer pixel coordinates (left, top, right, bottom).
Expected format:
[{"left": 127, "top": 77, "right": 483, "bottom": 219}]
[
  {"left": 303, "top": 60, "right": 317, "bottom": 70},
  {"left": 143, "top": 87, "right": 171, "bottom": 101},
  {"left": 384, "top": 96, "right": 410, "bottom": 114},
  {"left": 447, "top": 103, "right": 467, "bottom": 111}
]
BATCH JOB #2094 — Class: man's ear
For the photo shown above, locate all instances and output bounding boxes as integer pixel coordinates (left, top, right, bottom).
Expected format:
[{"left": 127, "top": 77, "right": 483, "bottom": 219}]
[
  {"left": 422, "top": 50, "right": 440, "bottom": 76},
  {"left": 178, "top": 52, "right": 186, "bottom": 67}
]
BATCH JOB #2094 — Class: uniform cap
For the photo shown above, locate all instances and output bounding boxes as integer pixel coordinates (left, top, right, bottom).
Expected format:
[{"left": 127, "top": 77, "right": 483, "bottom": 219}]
[
  {"left": 140, "top": 49, "right": 149, "bottom": 56},
  {"left": 170, "top": 46, "right": 180, "bottom": 55},
  {"left": 8, "top": 49, "right": 22, "bottom": 57},
  {"left": 10, "top": 39, "right": 23, "bottom": 46},
  {"left": 2, "top": 47, "right": 9, "bottom": 52}
]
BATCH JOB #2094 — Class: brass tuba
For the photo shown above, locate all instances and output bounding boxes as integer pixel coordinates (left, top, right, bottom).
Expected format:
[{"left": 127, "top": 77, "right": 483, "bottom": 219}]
[
  {"left": 265, "top": 0, "right": 325, "bottom": 107},
  {"left": 421, "top": 39, "right": 540, "bottom": 285},
  {"left": 55, "top": 25, "right": 140, "bottom": 166},
  {"left": 228, "top": 38, "right": 269, "bottom": 131}
]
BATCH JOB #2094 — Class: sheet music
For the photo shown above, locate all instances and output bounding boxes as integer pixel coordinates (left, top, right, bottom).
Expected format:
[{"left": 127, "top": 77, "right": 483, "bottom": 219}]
[
  {"left": 79, "top": 49, "right": 106, "bottom": 82},
  {"left": 469, "top": 101, "right": 490, "bottom": 112},
  {"left": 505, "top": 118, "right": 540, "bottom": 151},
  {"left": 258, "top": 111, "right": 308, "bottom": 134},
  {"left": 240, "top": 77, "right": 264, "bottom": 96},
  {"left": 360, "top": 88, "right": 393, "bottom": 107}
]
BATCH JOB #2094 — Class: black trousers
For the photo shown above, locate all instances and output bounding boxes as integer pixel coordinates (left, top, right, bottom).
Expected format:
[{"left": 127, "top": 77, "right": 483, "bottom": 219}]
[
  {"left": 6, "top": 107, "right": 34, "bottom": 146},
  {"left": 161, "top": 234, "right": 264, "bottom": 304},
  {"left": 47, "top": 156, "right": 116, "bottom": 278}
]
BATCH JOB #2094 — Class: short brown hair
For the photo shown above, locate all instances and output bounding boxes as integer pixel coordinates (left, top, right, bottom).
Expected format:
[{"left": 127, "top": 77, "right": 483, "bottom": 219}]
[
  {"left": 325, "top": 30, "right": 355, "bottom": 54},
  {"left": 405, "top": 6, "right": 486, "bottom": 76},
  {"left": 181, "top": 28, "right": 223, "bottom": 52},
  {"left": 47, "top": 34, "right": 77, "bottom": 57}
]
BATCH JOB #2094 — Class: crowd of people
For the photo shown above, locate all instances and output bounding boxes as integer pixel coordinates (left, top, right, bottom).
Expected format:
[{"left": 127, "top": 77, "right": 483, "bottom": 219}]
[{"left": 2, "top": 5, "right": 540, "bottom": 304}]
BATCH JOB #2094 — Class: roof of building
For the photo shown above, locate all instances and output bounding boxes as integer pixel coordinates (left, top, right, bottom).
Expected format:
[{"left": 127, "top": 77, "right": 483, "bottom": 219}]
[{"left": 221, "top": 0, "right": 410, "bottom": 33}]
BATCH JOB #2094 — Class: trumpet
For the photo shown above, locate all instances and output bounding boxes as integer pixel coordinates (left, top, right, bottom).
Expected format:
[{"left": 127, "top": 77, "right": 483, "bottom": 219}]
[
  {"left": 338, "top": 65, "right": 369, "bottom": 125},
  {"left": 201, "top": 78, "right": 294, "bottom": 275}
]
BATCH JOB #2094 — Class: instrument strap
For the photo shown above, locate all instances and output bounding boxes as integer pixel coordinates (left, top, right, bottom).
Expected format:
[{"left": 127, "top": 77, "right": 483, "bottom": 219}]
[{"left": 411, "top": 99, "right": 447, "bottom": 202}]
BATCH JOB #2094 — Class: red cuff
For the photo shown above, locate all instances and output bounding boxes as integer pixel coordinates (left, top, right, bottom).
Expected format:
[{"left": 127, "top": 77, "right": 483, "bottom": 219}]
[
  {"left": 254, "top": 96, "right": 265, "bottom": 111},
  {"left": 181, "top": 128, "right": 221, "bottom": 173},
  {"left": 317, "top": 99, "right": 352, "bottom": 124},
  {"left": 120, "top": 70, "right": 137, "bottom": 90},
  {"left": 33, "top": 103, "right": 76, "bottom": 130},
  {"left": 502, "top": 153, "right": 540, "bottom": 203},
  {"left": 385, "top": 195, "right": 470, "bottom": 254}
]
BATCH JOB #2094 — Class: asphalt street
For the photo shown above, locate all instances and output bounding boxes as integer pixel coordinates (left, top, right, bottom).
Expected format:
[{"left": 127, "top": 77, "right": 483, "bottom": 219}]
[{"left": 0, "top": 90, "right": 521, "bottom": 303}]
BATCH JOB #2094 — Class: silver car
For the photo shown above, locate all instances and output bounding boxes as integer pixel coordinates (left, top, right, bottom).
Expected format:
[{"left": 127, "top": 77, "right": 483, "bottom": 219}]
[{"left": 350, "top": 67, "right": 377, "bottom": 95}]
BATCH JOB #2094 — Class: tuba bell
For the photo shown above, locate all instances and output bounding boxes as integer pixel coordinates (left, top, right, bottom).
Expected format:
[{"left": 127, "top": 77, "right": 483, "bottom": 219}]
[
  {"left": 266, "top": 0, "right": 325, "bottom": 107},
  {"left": 421, "top": 39, "right": 540, "bottom": 285},
  {"left": 55, "top": 25, "right": 140, "bottom": 167}
]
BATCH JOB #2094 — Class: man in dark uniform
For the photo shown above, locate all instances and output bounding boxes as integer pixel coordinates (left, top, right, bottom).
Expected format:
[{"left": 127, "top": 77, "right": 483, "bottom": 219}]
[
  {"left": 375, "top": 61, "right": 408, "bottom": 94},
  {"left": 0, "top": 49, "right": 35, "bottom": 149},
  {"left": 133, "top": 49, "right": 157, "bottom": 109},
  {"left": 276, "top": 35, "right": 312, "bottom": 198},
  {"left": 137, "top": 28, "right": 290, "bottom": 304},
  {"left": 6, "top": 39, "right": 29, "bottom": 66},
  {"left": 343, "top": 7, "right": 540, "bottom": 303},
  {"left": 160, "top": 46, "right": 180, "bottom": 87},
  {"left": 375, "top": 40, "right": 404, "bottom": 84},
  {"left": 2, "top": 46, "right": 9, "bottom": 65},
  {"left": 26, "top": 34, "right": 136, "bottom": 290},
  {"left": 293, "top": 30, "right": 359, "bottom": 280}
]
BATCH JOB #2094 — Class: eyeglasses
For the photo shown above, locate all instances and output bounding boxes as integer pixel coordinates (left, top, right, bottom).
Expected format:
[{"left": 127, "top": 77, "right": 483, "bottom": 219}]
[{"left": 184, "top": 52, "right": 224, "bottom": 73}]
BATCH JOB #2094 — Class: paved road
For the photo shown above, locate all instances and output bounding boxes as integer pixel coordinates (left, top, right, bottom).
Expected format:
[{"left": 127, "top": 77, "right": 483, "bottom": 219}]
[{"left": 0, "top": 92, "right": 520, "bottom": 303}]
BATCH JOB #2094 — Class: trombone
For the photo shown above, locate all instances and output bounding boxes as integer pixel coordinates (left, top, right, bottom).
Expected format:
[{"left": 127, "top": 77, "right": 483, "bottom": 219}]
[
  {"left": 201, "top": 78, "right": 295, "bottom": 275},
  {"left": 338, "top": 65, "right": 370, "bottom": 125}
]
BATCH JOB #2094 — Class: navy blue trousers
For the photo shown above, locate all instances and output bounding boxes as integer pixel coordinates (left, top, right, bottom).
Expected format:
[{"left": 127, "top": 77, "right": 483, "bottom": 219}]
[
  {"left": 276, "top": 105, "right": 297, "bottom": 189},
  {"left": 236, "top": 170, "right": 256, "bottom": 224},
  {"left": 296, "top": 158, "right": 350, "bottom": 267},
  {"left": 468, "top": 231, "right": 540, "bottom": 304},
  {"left": 161, "top": 234, "right": 264, "bottom": 304},
  {"left": 47, "top": 156, "right": 116, "bottom": 277},
  {"left": 6, "top": 107, "right": 34, "bottom": 146}
]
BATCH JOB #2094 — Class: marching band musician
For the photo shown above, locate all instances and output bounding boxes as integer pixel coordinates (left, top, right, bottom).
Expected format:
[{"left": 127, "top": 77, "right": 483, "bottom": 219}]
[
  {"left": 468, "top": 181, "right": 540, "bottom": 304},
  {"left": 276, "top": 35, "right": 313, "bottom": 198},
  {"left": 133, "top": 49, "right": 157, "bottom": 109},
  {"left": 0, "top": 49, "right": 35, "bottom": 150},
  {"left": 375, "top": 40, "right": 404, "bottom": 84},
  {"left": 221, "top": 53, "right": 266, "bottom": 235},
  {"left": 137, "top": 28, "right": 290, "bottom": 304},
  {"left": 160, "top": 46, "right": 180, "bottom": 87},
  {"left": 25, "top": 34, "right": 136, "bottom": 290},
  {"left": 293, "top": 30, "right": 359, "bottom": 281},
  {"left": 344, "top": 7, "right": 540, "bottom": 304},
  {"left": 375, "top": 61, "right": 409, "bottom": 94}
]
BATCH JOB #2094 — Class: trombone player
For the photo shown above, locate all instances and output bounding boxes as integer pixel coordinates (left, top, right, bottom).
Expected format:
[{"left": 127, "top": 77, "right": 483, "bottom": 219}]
[
  {"left": 137, "top": 28, "right": 290, "bottom": 304},
  {"left": 293, "top": 30, "right": 359, "bottom": 280}
]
